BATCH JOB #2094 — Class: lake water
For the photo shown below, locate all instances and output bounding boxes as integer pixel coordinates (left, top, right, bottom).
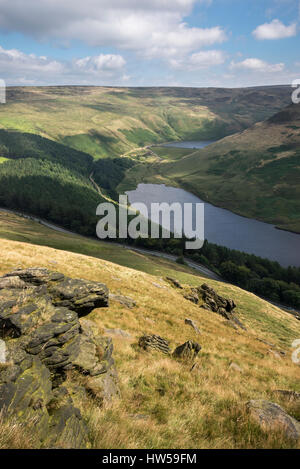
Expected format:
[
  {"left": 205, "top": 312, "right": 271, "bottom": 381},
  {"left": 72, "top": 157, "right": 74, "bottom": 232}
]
[
  {"left": 161, "top": 140, "right": 215, "bottom": 149},
  {"left": 126, "top": 182, "right": 300, "bottom": 268}
]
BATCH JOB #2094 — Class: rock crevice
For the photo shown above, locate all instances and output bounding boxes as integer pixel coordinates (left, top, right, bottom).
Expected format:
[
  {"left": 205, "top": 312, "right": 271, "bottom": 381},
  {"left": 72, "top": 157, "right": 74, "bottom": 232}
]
[{"left": 0, "top": 268, "right": 117, "bottom": 449}]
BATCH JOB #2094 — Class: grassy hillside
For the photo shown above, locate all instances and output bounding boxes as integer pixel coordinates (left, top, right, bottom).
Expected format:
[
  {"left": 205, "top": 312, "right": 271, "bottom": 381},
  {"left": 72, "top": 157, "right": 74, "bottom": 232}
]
[
  {"left": 0, "top": 86, "right": 291, "bottom": 159},
  {"left": 123, "top": 103, "right": 300, "bottom": 233},
  {"left": 0, "top": 211, "right": 299, "bottom": 449}
]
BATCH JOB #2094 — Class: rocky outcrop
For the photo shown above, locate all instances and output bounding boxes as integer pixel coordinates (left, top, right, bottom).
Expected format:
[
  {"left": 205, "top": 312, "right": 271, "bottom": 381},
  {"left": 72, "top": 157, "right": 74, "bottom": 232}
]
[
  {"left": 4, "top": 267, "right": 109, "bottom": 316},
  {"left": 166, "top": 277, "right": 183, "bottom": 289},
  {"left": 184, "top": 283, "right": 246, "bottom": 330},
  {"left": 138, "top": 334, "right": 202, "bottom": 361},
  {"left": 109, "top": 293, "right": 136, "bottom": 309},
  {"left": 0, "top": 268, "right": 118, "bottom": 448},
  {"left": 173, "top": 341, "right": 201, "bottom": 360},
  {"left": 246, "top": 400, "right": 300, "bottom": 441},
  {"left": 138, "top": 334, "right": 171, "bottom": 354}
]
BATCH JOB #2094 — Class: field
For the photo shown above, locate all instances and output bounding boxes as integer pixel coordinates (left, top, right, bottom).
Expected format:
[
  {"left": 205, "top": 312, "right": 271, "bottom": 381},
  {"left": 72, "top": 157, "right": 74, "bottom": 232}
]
[
  {"left": 1, "top": 86, "right": 291, "bottom": 159},
  {"left": 0, "top": 210, "right": 299, "bottom": 449}
]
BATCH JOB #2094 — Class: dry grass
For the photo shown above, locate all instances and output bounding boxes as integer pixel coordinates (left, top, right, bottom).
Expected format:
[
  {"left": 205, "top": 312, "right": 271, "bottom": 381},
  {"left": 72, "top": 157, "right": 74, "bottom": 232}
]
[
  {"left": 0, "top": 410, "right": 38, "bottom": 449},
  {"left": 0, "top": 237, "right": 299, "bottom": 449}
]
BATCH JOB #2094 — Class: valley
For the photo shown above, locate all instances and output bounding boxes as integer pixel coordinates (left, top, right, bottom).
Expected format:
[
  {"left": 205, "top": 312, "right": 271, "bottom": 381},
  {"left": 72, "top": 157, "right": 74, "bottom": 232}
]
[
  {"left": 1, "top": 0, "right": 300, "bottom": 453},
  {"left": 123, "top": 103, "right": 300, "bottom": 234}
]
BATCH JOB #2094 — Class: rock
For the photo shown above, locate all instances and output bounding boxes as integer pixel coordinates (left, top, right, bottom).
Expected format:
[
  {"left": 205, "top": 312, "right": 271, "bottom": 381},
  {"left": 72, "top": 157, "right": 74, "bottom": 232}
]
[
  {"left": 49, "top": 277, "right": 109, "bottom": 315},
  {"left": 47, "top": 403, "right": 90, "bottom": 449},
  {"left": 185, "top": 318, "right": 201, "bottom": 334},
  {"left": 246, "top": 400, "right": 300, "bottom": 441},
  {"left": 256, "top": 338, "right": 276, "bottom": 347},
  {"left": 4, "top": 267, "right": 65, "bottom": 285},
  {"left": 4, "top": 267, "right": 109, "bottom": 316},
  {"left": 151, "top": 282, "right": 166, "bottom": 289},
  {"left": 0, "top": 276, "right": 27, "bottom": 290},
  {"left": 201, "top": 304, "right": 211, "bottom": 311},
  {"left": 197, "top": 284, "right": 246, "bottom": 330},
  {"left": 85, "top": 367, "right": 119, "bottom": 404},
  {"left": 268, "top": 349, "right": 282, "bottom": 360},
  {"left": 173, "top": 341, "right": 201, "bottom": 360},
  {"left": 200, "top": 284, "right": 236, "bottom": 313},
  {"left": 138, "top": 334, "right": 171, "bottom": 354},
  {"left": 0, "top": 339, "right": 6, "bottom": 364},
  {"left": 109, "top": 293, "right": 136, "bottom": 309},
  {"left": 104, "top": 328, "right": 132, "bottom": 338},
  {"left": 183, "top": 290, "right": 199, "bottom": 304},
  {"left": 273, "top": 390, "right": 300, "bottom": 401},
  {"left": 229, "top": 362, "right": 243, "bottom": 373},
  {"left": 166, "top": 277, "right": 183, "bottom": 289},
  {"left": 0, "top": 267, "right": 117, "bottom": 449}
]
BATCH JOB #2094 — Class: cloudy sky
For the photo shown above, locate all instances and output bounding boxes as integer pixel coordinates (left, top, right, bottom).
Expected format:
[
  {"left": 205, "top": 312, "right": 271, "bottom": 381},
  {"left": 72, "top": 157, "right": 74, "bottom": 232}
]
[{"left": 0, "top": 0, "right": 299, "bottom": 87}]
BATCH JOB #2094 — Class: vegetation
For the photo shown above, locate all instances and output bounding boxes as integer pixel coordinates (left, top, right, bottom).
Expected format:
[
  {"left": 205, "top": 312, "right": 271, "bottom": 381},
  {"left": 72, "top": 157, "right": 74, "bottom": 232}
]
[
  {"left": 0, "top": 226, "right": 299, "bottom": 449},
  {"left": 0, "top": 129, "right": 93, "bottom": 174},
  {"left": 93, "top": 157, "right": 135, "bottom": 199},
  {"left": 189, "top": 240, "right": 300, "bottom": 309},
  {"left": 1, "top": 86, "right": 291, "bottom": 159},
  {"left": 0, "top": 158, "right": 102, "bottom": 235},
  {"left": 0, "top": 85, "right": 299, "bottom": 449},
  {"left": 132, "top": 104, "right": 300, "bottom": 233}
]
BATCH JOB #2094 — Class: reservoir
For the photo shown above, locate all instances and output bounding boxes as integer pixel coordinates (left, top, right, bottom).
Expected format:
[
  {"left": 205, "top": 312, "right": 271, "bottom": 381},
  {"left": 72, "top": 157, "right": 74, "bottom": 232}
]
[
  {"left": 161, "top": 140, "right": 216, "bottom": 149},
  {"left": 126, "top": 140, "right": 300, "bottom": 267}
]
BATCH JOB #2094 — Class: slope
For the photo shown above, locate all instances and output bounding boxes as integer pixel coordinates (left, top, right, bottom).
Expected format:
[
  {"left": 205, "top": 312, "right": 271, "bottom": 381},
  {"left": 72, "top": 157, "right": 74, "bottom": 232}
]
[
  {"left": 0, "top": 211, "right": 299, "bottom": 449},
  {"left": 0, "top": 86, "right": 291, "bottom": 159},
  {"left": 130, "top": 103, "right": 300, "bottom": 233}
]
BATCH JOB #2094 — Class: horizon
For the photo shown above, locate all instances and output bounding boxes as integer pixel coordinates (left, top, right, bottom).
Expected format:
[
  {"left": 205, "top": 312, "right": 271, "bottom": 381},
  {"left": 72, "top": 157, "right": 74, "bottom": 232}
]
[{"left": 4, "top": 83, "right": 292, "bottom": 89}]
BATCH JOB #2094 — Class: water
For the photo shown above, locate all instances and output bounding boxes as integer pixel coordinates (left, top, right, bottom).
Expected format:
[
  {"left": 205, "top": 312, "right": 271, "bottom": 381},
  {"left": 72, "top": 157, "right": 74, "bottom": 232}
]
[
  {"left": 126, "top": 183, "right": 300, "bottom": 268},
  {"left": 161, "top": 140, "right": 215, "bottom": 149}
]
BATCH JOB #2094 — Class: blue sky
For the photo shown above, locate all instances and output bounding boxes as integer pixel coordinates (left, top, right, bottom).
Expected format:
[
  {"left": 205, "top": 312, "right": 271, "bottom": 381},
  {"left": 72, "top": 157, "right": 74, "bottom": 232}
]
[{"left": 0, "top": 0, "right": 299, "bottom": 87}]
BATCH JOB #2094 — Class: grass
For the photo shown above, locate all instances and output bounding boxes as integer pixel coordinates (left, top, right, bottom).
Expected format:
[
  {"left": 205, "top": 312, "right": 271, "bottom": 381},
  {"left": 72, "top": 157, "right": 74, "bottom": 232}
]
[
  {"left": 152, "top": 146, "right": 196, "bottom": 161},
  {"left": 0, "top": 86, "right": 291, "bottom": 160},
  {"left": 0, "top": 411, "right": 38, "bottom": 449},
  {"left": 121, "top": 104, "right": 300, "bottom": 233},
  {"left": 0, "top": 211, "right": 207, "bottom": 284},
  {"left": 0, "top": 211, "right": 299, "bottom": 449}
]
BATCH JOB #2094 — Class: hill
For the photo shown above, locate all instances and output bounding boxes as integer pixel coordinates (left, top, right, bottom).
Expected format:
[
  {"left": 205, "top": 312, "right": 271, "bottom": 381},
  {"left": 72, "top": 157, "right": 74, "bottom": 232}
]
[
  {"left": 0, "top": 211, "right": 299, "bottom": 449},
  {"left": 125, "top": 103, "right": 300, "bottom": 233},
  {"left": 1, "top": 86, "right": 291, "bottom": 159}
]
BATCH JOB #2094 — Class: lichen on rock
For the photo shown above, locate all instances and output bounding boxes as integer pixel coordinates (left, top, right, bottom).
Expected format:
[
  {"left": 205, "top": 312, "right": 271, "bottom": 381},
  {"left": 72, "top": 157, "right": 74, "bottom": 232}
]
[{"left": 0, "top": 267, "right": 118, "bottom": 448}]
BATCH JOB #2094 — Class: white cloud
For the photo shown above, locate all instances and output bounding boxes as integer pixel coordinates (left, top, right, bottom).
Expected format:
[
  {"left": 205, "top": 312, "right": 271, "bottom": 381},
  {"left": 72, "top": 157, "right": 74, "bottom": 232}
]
[
  {"left": 0, "top": 0, "right": 225, "bottom": 59},
  {"left": 0, "top": 45, "right": 127, "bottom": 85},
  {"left": 170, "top": 49, "right": 225, "bottom": 70},
  {"left": 230, "top": 58, "right": 285, "bottom": 73},
  {"left": 75, "top": 54, "right": 126, "bottom": 72},
  {"left": 0, "top": 46, "right": 64, "bottom": 75},
  {"left": 253, "top": 19, "right": 297, "bottom": 40}
]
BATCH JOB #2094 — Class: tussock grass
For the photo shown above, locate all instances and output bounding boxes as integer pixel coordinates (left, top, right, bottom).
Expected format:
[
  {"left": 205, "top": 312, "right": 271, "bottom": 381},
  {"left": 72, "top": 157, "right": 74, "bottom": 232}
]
[
  {"left": 0, "top": 231, "right": 299, "bottom": 449},
  {"left": 0, "top": 411, "right": 38, "bottom": 449}
]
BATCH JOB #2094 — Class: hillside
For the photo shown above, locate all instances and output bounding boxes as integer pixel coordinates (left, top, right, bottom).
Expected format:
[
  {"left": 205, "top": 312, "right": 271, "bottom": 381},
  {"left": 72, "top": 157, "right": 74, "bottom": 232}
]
[
  {"left": 124, "top": 103, "right": 300, "bottom": 233},
  {"left": 1, "top": 86, "right": 291, "bottom": 159},
  {"left": 0, "top": 211, "right": 299, "bottom": 449}
]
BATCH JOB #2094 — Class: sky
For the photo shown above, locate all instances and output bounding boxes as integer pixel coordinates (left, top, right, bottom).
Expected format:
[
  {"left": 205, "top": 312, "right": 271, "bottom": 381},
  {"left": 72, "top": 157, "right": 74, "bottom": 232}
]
[{"left": 0, "top": 0, "right": 299, "bottom": 87}]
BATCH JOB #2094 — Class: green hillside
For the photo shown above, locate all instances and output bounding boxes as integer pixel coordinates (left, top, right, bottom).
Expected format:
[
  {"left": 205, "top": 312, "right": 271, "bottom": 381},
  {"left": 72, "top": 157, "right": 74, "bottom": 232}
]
[{"left": 1, "top": 86, "right": 291, "bottom": 159}]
